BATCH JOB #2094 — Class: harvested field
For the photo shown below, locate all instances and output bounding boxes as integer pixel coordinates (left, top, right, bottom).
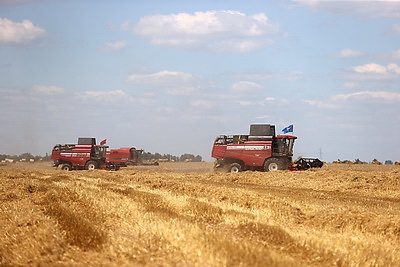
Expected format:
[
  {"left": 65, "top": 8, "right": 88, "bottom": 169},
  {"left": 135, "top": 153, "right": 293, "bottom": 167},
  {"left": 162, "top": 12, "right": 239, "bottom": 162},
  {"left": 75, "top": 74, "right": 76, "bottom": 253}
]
[{"left": 1, "top": 162, "right": 399, "bottom": 266}]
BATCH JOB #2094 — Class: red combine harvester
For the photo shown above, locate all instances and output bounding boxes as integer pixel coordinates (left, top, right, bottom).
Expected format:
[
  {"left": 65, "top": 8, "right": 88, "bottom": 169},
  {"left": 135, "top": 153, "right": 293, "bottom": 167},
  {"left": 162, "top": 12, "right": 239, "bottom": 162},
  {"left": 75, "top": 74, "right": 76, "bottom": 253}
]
[
  {"left": 51, "top": 138, "right": 144, "bottom": 171},
  {"left": 212, "top": 124, "right": 297, "bottom": 172}
]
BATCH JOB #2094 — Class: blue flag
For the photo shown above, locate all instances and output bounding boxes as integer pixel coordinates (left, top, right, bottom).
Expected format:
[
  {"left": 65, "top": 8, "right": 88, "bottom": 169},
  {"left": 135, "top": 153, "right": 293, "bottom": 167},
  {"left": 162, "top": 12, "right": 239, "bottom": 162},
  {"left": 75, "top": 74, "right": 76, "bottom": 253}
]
[{"left": 282, "top": 124, "right": 293, "bottom": 134}]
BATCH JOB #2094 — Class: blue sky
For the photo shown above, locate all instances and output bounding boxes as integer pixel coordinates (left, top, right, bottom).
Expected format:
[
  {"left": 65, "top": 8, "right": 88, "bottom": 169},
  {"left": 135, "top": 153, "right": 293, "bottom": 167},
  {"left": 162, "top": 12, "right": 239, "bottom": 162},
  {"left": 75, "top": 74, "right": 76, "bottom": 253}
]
[{"left": 1, "top": 0, "right": 399, "bottom": 162}]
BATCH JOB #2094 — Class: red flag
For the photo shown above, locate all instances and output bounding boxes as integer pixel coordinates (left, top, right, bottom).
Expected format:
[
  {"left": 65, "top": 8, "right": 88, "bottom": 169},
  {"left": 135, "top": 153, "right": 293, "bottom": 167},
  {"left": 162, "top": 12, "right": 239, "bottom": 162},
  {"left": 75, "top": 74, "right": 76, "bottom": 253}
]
[{"left": 100, "top": 139, "right": 107, "bottom": 145}]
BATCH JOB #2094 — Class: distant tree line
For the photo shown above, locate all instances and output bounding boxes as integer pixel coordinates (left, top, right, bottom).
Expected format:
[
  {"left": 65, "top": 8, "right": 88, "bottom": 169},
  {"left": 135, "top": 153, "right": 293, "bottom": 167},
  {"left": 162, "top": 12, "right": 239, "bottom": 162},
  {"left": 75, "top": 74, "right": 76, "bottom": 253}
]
[
  {"left": 334, "top": 158, "right": 398, "bottom": 165},
  {"left": 0, "top": 153, "right": 51, "bottom": 162},
  {"left": 141, "top": 152, "right": 202, "bottom": 162}
]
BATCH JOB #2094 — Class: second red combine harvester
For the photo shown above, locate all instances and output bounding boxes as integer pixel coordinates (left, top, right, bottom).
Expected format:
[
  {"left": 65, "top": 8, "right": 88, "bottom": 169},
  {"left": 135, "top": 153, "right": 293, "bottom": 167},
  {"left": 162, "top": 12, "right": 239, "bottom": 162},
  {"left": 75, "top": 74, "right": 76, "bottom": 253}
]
[
  {"left": 51, "top": 138, "right": 145, "bottom": 171},
  {"left": 212, "top": 124, "right": 297, "bottom": 173}
]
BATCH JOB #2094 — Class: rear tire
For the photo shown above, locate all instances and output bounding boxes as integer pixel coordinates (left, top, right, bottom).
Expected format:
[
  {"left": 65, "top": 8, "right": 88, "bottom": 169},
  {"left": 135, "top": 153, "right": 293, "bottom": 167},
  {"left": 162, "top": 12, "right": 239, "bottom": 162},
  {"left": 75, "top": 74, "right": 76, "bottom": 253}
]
[
  {"left": 228, "top": 162, "right": 242, "bottom": 173},
  {"left": 61, "top": 163, "right": 72, "bottom": 171},
  {"left": 85, "top": 160, "right": 98, "bottom": 170},
  {"left": 264, "top": 158, "right": 287, "bottom": 171}
]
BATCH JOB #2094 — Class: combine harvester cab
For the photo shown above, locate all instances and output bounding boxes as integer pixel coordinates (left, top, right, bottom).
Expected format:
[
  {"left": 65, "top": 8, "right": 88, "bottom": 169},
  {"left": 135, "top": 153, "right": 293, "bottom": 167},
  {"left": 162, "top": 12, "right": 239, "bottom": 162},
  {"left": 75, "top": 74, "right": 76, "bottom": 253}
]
[{"left": 212, "top": 124, "right": 297, "bottom": 173}]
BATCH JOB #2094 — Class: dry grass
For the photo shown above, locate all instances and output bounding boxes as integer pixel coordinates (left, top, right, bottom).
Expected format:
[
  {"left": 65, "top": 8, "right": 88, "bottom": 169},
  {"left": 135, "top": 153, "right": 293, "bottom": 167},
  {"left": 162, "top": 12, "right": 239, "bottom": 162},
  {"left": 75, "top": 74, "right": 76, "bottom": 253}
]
[{"left": 0, "top": 162, "right": 399, "bottom": 266}]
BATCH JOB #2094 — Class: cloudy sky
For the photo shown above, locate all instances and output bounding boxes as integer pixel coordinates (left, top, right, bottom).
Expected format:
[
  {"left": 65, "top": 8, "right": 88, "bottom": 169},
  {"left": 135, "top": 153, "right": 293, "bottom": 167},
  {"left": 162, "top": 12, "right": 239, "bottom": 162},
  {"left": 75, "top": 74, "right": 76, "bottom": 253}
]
[{"left": 1, "top": 0, "right": 399, "bottom": 162}]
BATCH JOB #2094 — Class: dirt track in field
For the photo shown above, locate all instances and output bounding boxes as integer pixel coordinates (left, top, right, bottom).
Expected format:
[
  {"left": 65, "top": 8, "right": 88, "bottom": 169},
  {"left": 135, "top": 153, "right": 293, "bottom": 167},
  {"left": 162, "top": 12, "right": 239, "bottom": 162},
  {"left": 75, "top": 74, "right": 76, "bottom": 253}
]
[{"left": 1, "top": 162, "right": 399, "bottom": 266}]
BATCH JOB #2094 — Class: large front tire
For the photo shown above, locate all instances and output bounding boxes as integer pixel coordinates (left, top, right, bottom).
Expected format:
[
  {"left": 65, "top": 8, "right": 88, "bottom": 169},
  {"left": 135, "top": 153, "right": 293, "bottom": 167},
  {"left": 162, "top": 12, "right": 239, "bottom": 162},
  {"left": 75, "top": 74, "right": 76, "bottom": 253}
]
[
  {"left": 228, "top": 162, "right": 242, "bottom": 173},
  {"left": 264, "top": 158, "right": 286, "bottom": 172},
  {"left": 61, "top": 163, "right": 72, "bottom": 171},
  {"left": 85, "top": 160, "right": 98, "bottom": 170}
]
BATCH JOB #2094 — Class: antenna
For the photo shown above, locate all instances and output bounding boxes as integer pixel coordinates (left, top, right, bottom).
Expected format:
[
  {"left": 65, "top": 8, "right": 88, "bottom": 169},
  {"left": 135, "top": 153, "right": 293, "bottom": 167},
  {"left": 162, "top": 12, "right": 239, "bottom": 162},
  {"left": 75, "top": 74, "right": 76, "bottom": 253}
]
[{"left": 318, "top": 148, "right": 323, "bottom": 160}]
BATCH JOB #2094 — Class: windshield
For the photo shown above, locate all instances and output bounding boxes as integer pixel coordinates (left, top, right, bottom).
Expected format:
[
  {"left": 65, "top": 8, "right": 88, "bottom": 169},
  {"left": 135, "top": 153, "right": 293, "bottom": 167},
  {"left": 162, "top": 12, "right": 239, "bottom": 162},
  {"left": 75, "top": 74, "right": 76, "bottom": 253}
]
[
  {"left": 214, "top": 136, "right": 226, "bottom": 145},
  {"left": 273, "top": 137, "right": 295, "bottom": 156},
  {"left": 287, "top": 138, "right": 295, "bottom": 156},
  {"left": 94, "top": 146, "right": 106, "bottom": 158}
]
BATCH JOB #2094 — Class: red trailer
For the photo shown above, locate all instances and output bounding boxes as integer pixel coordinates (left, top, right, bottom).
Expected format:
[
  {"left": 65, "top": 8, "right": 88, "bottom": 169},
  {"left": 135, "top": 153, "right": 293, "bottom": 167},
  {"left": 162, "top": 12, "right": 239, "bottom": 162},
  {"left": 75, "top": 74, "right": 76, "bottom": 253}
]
[{"left": 106, "top": 147, "right": 144, "bottom": 169}]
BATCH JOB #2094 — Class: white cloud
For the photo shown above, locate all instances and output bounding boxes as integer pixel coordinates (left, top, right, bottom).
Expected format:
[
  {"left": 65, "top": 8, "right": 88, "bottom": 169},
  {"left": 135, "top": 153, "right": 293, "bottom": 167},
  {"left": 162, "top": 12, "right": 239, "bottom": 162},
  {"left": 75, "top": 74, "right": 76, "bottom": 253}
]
[
  {"left": 261, "top": 97, "right": 289, "bottom": 106},
  {"left": 333, "top": 91, "right": 400, "bottom": 102},
  {"left": 352, "top": 63, "right": 400, "bottom": 75},
  {"left": 0, "top": 0, "right": 33, "bottom": 6},
  {"left": 129, "top": 10, "right": 280, "bottom": 53},
  {"left": 343, "top": 82, "right": 360, "bottom": 90},
  {"left": 231, "top": 81, "right": 262, "bottom": 92},
  {"left": 335, "top": 48, "right": 363, "bottom": 58},
  {"left": 166, "top": 86, "right": 197, "bottom": 95},
  {"left": 75, "top": 90, "right": 127, "bottom": 102},
  {"left": 255, "top": 115, "right": 272, "bottom": 120},
  {"left": 387, "top": 63, "right": 400, "bottom": 74},
  {"left": 233, "top": 70, "right": 303, "bottom": 82},
  {"left": 352, "top": 63, "right": 388, "bottom": 74},
  {"left": 0, "top": 89, "right": 28, "bottom": 103},
  {"left": 127, "top": 70, "right": 201, "bottom": 86},
  {"left": 207, "top": 38, "right": 273, "bottom": 53},
  {"left": 236, "top": 100, "right": 254, "bottom": 106},
  {"left": 136, "top": 95, "right": 158, "bottom": 106},
  {"left": 291, "top": 0, "right": 400, "bottom": 18},
  {"left": 0, "top": 18, "right": 46, "bottom": 46},
  {"left": 343, "top": 63, "right": 400, "bottom": 81},
  {"left": 101, "top": 41, "right": 128, "bottom": 52},
  {"left": 190, "top": 99, "right": 217, "bottom": 108},
  {"left": 31, "top": 85, "right": 65, "bottom": 95},
  {"left": 303, "top": 90, "right": 400, "bottom": 112},
  {"left": 302, "top": 99, "right": 342, "bottom": 110}
]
